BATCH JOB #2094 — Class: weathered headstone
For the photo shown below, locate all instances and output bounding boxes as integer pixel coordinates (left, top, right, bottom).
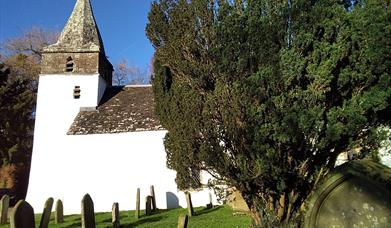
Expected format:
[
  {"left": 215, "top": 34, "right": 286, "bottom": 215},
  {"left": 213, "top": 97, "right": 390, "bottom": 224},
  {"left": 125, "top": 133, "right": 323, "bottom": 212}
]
[
  {"left": 177, "top": 214, "right": 188, "bottom": 228},
  {"left": 227, "top": 190, "right": 250, "bottom": 212},
  {"left": 10, "top": 200, "right": 35, "bottom": 228},
  {"left": 135, "top": 188, "right": 140, "bottom": 219},
  {"left": 0, "top": 194, "right": 9, "bottom": 224},
  {"left": 185, "top": 192, "right": 194, "bottom": 217},
  {"left": 39, "top": 197, "right": 54, "bottom": 228},
  {"left": 150, "top": 185, "right": 157, "bottom": 211},
  {"left": 112, "top": 202, "right": 120, "bottom": 228},
  {"left": 304, "top": 160, "right": 391, "bottom": 228},
  {"left": 55, "top": 199, "right": 64, "bottom": 224},
  {"left": 145, "top": 196, "right": 152, "bottom": 215},
  {"left": 81, "top": 194, "right": 96, "bottom": 228}
]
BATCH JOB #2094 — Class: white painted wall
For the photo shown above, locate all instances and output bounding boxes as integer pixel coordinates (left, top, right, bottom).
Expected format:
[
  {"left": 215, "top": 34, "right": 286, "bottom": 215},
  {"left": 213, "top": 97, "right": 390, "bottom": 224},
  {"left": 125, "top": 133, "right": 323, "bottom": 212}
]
[
  {"left": 28, "top": 131, "right": 217, "bottom": 214},
  {"left": 28, "top": 74, "right": 217, "bottom": 214},
  {"left": 33, "top": 74, "right": 104, "bottom": 136}
]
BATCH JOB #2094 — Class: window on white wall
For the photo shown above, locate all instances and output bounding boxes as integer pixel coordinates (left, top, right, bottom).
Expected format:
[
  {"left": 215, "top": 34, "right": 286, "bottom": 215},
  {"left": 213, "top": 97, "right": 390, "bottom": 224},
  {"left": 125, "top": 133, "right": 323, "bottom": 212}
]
[{"left": 74, "top": 86, "right": 81, "bottom": 99}]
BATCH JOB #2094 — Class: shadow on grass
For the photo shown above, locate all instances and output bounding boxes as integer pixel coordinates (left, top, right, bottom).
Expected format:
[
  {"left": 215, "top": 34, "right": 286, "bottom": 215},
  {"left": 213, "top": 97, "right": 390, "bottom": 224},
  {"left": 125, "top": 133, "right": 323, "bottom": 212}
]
[
  {"left": 121, "top": 216, "right": 164, "bottom": 227},
  {"left": 195, "top": 205, "right": 222, "bottom": 216}
]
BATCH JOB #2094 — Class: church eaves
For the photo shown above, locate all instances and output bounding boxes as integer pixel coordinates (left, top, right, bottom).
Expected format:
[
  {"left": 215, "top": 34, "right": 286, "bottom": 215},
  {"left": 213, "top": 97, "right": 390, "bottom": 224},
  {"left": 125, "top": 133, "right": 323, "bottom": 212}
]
[{"left": 43, "top": 0, "right": 105, "bottom": 53}]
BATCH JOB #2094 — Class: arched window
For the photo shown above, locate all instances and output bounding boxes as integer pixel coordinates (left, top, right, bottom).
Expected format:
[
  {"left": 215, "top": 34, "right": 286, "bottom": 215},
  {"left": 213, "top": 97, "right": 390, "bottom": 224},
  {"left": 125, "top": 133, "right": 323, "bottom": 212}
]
[{"left": 65, "top": 57, "right": 74, "bottom": 72}]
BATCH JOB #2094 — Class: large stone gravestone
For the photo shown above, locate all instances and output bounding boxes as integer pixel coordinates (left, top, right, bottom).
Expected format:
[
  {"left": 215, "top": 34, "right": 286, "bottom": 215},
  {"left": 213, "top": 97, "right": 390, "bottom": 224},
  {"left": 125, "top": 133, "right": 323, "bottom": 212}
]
[
  {"left": 227, "top": 190, "right": 249, "bottom": 212},
  {"left": 112, "top": 202, "right": 120, "bottom": 228},
  {"left": 304, "top": 159, "right": 391, "bottom": 228},
  {"left": 81, "top": 194, "right": 96, "bottom": 228},
  {"left": 0, "top": 194, "right": 9, "bottom": 224},
  {"left": 10, "top": 200, "right": 35, "bottom": 228},
  {"left": 55, "top": 199, "right": 64, "bottom": 224},
  {"left": 39, "top": 197, "right": 54, "bottom": 228}
]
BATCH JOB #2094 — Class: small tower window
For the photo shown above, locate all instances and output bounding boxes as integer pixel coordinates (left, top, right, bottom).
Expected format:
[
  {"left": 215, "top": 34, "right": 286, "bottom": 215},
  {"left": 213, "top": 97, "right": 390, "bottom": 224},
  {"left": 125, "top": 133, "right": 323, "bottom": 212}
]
[
  {"left": 66, "top": 57, "right": 74, "bottom": 72},
  {"left": 73, "top": 86, "right": 81, "bottom": 99}
]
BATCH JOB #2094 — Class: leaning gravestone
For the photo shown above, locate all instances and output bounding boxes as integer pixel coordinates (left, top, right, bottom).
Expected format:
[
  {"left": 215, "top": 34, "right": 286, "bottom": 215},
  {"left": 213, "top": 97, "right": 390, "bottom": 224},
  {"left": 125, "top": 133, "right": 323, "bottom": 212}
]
[
  {"left": 81, "top": 194, "right": 96, "bottom": 228},
  {"left": 0, "top": 194, "right": 9, "bottom": 224},
  {"left": 39, "top": 197, "right": 54, "bottom": 228},
  {"left": 185, "top": 192, "right": 194, "bottom": 217},
  {"left": 304, "top": 159, "right": 391, "bottom": 228},
  {"left": 10, "top": 200, "right": 35, "bottom": 228},
  {"left": 55, "top": 199, "right": 64, "bottom": 224},
  {"left": 112, "top": 202, "right": 120, "bottom": 228},
  {"left": 150, "top": 185, "right": 157, "bottom": 211}
]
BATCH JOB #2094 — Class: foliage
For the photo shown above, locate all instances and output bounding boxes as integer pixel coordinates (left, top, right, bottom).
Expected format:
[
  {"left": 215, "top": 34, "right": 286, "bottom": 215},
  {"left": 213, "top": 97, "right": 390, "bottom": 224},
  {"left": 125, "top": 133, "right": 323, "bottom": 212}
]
[
  {"left": 0, "top": 26, "right": 58, "bottom": 81},
  {"left": 0, "top": 62, "right": 34, "bottom": 167},
  {"left": 0, "top": 27, "right": 57, "bottom": 167},
  {"left": 147, "top": 0, "right": 391, "bottom": 226}
]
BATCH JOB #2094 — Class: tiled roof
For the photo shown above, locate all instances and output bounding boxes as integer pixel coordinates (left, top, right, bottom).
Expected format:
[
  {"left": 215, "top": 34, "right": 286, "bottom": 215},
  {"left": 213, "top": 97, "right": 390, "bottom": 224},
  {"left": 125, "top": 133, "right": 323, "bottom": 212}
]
[{"left": 67, "top": 86, "right": 164, "bottom": 135}]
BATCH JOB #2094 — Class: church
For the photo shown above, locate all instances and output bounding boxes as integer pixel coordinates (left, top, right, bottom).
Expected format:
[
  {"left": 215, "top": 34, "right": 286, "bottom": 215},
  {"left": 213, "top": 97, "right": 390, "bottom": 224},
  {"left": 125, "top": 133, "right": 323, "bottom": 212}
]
[{"left": 27, "top": 0, "right": 216, "bottom": 214}]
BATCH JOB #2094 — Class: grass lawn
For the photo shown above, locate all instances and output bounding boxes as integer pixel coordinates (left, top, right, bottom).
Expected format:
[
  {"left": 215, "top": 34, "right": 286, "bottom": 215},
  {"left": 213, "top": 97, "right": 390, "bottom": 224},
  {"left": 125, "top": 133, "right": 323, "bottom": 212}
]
[{"left": 1, "top": 205, "right": 251, "bottom": 227}]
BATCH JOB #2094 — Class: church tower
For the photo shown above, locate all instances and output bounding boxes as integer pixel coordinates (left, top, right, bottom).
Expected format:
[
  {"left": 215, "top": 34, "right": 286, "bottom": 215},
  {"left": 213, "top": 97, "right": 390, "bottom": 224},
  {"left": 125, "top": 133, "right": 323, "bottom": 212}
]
[
  {"left": 33, "top": 0, "right": 112, "bottom": 137},
  {"left": 40, "top": 0, "right": 112, "bottom": 109},
  {"left": 41, "top": 0, "right": 112, "bottom": 82},
  {"left": 28, "top": 0, "right": 114, "bottom": 211}
]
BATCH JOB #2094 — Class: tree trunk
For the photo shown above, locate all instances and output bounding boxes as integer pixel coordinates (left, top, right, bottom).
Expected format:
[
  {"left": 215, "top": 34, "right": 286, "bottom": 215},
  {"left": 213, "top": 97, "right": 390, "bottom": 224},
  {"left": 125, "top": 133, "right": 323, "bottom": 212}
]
[
  {"left": 242, "top": 191, "right": 302, "bottom": 228},
  {"left": 249, "top": 204, "right": 263, "bottom": 227}
]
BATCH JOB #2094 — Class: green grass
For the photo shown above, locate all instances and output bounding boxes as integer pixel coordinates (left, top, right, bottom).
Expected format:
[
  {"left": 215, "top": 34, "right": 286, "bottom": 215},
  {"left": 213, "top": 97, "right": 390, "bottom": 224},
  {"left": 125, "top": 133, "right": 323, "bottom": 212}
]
[{"left": 1, "top": 205, "right": 251, "bottom": 228}]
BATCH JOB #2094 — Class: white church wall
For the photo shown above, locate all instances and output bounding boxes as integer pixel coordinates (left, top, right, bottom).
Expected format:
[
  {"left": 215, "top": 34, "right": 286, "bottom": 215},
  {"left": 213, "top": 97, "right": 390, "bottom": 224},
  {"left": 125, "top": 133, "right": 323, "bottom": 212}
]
[
  {"left": 34, "top": 74, "right": 98, "bottom": 137},
  {"left": 28, "top": 130, "right": 218, "bottom": 214}
]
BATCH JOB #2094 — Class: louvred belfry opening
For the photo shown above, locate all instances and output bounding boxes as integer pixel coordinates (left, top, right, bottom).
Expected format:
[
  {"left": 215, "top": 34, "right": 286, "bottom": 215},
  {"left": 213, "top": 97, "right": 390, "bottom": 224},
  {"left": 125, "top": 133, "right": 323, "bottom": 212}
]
[
  {"left": 66, "top": 57, "right": 74, "bottom": 72},
  {"left": 40, "top": 0, "right": 112, "bottom": 85}
]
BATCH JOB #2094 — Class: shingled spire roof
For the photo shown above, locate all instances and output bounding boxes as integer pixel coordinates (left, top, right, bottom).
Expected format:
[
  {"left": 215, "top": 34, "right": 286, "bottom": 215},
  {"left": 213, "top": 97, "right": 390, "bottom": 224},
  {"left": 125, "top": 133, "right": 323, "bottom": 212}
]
[{"left": 43, "top": 0, "right": 105, "bottom": 53}]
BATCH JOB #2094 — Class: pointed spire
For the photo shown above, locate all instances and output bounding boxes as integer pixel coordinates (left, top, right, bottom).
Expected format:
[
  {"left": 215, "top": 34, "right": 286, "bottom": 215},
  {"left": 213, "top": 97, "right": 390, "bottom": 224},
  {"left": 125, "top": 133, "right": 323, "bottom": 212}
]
[{"left": 44, "top": 0, "right": 105, "bottom": 53}]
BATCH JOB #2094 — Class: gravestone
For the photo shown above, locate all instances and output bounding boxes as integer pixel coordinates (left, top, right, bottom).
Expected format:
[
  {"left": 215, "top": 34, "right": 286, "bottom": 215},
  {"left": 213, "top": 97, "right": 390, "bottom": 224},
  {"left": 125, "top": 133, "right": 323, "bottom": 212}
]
[
  {"left": 206, "top": 192, "right": 213, "bottom": 209},
  {"left": 227, "top": 190, "right": 249, "bottom": 212},
  {"left": 145, "top": 196, "right": 152, "bottom": 215},
  {"left": 185, "top": 192, "right": 194, "bottom": 217},
  {"left": 10, "top": 200, "right": 35, "bottom": 228},
  {"left": 81, "top": 194, "right": 96, "bottom": 228},
  {"left": 304, "top": 159, "right": 391, "bottom": 228},
  {"left": 55, "top": 199, "right": 64, "bottom": 224},
  {"left": 39, "top": 197, "right": 54, "bottom": 228},
  {"left": 112, "top": 202, "right": 120, "bottom": 228},
  {"left": 177, "top": 214, "right": 188, "bottom": 228},
  {"left": 0, "top": 195, "right": 9, "bottom": 224},
  {"left": 135, "top": 188, "right": 140, "bottom": 219},
  {"left": 150, "top": 185, "right": 157, "bottom": 211}
]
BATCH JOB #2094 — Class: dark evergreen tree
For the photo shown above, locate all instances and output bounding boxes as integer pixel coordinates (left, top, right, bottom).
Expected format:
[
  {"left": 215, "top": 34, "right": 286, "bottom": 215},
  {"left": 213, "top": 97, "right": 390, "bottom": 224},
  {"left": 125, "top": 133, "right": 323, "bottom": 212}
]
[
  {"left": 0, "top": 62, "right": 34, "bottom": 166},
  {"left": 147, "top": 0, "right": 391, "bottom": 226}
]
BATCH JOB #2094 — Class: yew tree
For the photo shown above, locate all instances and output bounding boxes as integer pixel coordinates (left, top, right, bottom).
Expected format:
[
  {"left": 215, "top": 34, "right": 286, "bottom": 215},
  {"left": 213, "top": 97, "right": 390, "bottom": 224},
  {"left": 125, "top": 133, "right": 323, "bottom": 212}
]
[
  {"left": 0, "top": 62, "right": 34, "bottom": 167},
  {"left": 147, "top": 0, "right": 391, "bottom": 226}
]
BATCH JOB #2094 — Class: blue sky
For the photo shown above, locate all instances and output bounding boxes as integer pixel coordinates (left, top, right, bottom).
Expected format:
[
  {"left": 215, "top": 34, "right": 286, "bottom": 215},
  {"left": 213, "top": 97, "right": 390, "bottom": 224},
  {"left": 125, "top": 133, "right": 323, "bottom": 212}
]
[{"left": 0, "top": 0, "right": 155, "bottom": 70}]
